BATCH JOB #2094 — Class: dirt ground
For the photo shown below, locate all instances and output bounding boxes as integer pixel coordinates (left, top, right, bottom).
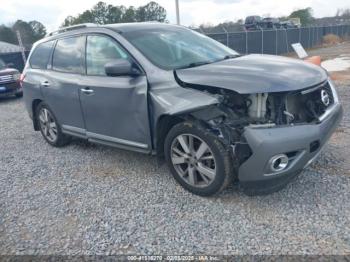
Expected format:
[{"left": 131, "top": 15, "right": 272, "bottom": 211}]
[{"left": 290, "top": 41, "right": 350, "bottom": 82}]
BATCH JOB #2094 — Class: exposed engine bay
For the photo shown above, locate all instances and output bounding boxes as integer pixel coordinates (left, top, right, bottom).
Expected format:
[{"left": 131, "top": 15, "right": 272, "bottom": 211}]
[{"left": 188, "top": 80, "right": 334, "bottom": 128}]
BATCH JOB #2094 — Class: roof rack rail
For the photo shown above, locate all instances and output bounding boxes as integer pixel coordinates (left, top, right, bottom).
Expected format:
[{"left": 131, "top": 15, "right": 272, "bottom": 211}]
[{"left": 47, "top": 23, "right": 97, "bottom": 37}]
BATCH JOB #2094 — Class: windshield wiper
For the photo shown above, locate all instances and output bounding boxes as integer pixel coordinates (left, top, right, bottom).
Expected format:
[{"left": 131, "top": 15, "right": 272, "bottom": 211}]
[
  {"left": 176, "top": 60, "right": 212, "bottom": 70},
  {"left": 222, "top": 54, "right": 241, "bottom": 60},
  {"left": 176, "top": 55, "right": 240, "bottom": 70}
]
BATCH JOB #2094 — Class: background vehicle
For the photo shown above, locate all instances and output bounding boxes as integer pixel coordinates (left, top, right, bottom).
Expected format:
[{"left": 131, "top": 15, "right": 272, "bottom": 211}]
[
  {"left": 23, "top": 23, "right": 342, "bottom": 196},
  {"left": 0, "top": 59, "right": 22, "bottom": 98},
  {"left": 244, "top": 16, "right": 262, "bottom": 30},
  {"left": 289, "top": 17, "right": 301, "bottom": 28},
  {"left": 261, "top": 17, "right": 281, "bottom": 29},
  {"left": 281, "top": 20, "right": 299, "bottom": 29}
]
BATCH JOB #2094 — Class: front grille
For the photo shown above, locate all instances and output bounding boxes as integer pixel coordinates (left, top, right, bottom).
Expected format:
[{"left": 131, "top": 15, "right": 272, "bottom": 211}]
[
  {"left": 0, "top": 75, "right": 14, "bottom": 84},
  {"left": 302, "top": 81, "right": 334, "bottom": 119},
  {"left": 282, "top": 81, "right": 335, "bottom": 124},
  {"left": 322, "top": 81, "right": 334, "bottom": 105}
]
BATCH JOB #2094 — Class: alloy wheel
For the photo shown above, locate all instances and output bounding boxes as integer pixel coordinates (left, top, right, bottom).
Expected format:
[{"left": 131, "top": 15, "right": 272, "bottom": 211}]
[
  {"left": 170, "top": 134, "right": 217, "bottom": 188},
  {"left": 38, "top": 108, "right": 58, "bottom": 143}
]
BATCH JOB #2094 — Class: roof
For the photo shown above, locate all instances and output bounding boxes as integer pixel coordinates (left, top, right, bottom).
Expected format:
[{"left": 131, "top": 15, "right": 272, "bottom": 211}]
[
  {"left": 105, "top": 22, "right": 184, "bottom": 33},
  {"left": 0, "top": 41, "right": 22, "bottom": 54},
  {"left": 40, "top": 23, "right": 186, "bottom": 44}
]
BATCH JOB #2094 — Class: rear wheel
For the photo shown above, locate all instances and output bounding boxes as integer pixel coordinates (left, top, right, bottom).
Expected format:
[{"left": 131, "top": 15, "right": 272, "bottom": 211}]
[
  {"left": 164, "top": 121, "right": 234, "bottom": 196},
  {"left": 36, "top": 103, "right": 70, "bottom": 147}
]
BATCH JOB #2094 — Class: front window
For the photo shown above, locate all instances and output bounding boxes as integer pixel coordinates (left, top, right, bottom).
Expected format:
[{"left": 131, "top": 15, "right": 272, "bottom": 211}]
[
  {"left": 122, "top": 27, "right": 238, "bottom": 70},
  {"left": 86, "top": 35, "right": 129, "bottom": 76}
]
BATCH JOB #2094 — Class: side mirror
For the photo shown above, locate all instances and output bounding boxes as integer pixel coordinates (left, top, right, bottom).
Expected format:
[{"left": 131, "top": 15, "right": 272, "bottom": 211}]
[{"left": 104, "top": 59, "right": 140, "bottom": 77}]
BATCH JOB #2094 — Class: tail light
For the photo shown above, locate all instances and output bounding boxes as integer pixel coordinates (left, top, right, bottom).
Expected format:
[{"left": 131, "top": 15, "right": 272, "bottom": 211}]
[{"left": 19, "top": 74, "right": 25, "bottom": 88}]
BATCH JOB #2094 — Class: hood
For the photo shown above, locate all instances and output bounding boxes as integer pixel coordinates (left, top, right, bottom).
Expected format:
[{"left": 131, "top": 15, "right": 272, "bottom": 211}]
[
  {"left": 0, "top": 68, "right": 19, "bottom": 76},
  {"left": 175, "top": 54, "right": 328, "bottom": 94}
]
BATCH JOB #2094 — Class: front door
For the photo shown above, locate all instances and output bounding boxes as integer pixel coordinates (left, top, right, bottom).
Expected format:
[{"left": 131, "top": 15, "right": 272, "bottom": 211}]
[{"left": 79, "top": 34, "right": 151, "bottom": 152}]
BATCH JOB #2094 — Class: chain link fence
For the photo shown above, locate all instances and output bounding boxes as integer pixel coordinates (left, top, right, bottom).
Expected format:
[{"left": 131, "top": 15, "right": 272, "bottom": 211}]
[{"left": 205, "top": 25, "right": 350, "bottom": 55}]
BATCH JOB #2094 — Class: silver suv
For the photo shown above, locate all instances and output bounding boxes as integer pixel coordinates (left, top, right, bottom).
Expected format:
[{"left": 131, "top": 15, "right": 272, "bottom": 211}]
[{"left": 23, "top": 23, "right": 342, "bottom": 196}]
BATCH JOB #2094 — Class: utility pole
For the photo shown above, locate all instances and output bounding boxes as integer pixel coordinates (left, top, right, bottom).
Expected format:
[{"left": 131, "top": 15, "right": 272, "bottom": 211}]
[
  {"left": 16, "top": 31, "right": 26, "bottom": 64},
  {"left": 175, "top": 0, "right": 180, "bottom": 25}
]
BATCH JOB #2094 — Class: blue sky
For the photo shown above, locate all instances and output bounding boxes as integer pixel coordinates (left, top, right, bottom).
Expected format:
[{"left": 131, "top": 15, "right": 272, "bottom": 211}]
[{"left": 0, "top": 0, "right": 348, "bottom": 31}]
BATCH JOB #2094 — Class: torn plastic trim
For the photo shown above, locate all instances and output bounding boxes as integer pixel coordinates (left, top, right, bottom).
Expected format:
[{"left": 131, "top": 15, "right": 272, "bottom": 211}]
[
  {"left": 174, "top": 104, "right": 253, "bottom": 171},
  {"left": 165, "top": 76, "right": 256, "bottom": 169}
]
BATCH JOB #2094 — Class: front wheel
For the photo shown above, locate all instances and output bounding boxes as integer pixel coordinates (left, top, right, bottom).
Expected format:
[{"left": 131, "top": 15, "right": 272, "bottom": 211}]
[
  {"left": 164, "top": 121, "right": 234, "bottom": 196},
  {"left": 36, "top": 102, "right": 71, "bottom": 147}
]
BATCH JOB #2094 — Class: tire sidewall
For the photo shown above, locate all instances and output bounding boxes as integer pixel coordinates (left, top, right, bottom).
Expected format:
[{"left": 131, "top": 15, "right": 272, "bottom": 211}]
[
  {"left": 164, "top": 121, "right": 231, "bottom": 196},
  {"left": 36, "top": 102, "right": 64, "bottom": 147}
]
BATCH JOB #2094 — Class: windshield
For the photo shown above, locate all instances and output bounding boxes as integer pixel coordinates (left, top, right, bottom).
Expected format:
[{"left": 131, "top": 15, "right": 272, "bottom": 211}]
[
  {"left": 122, "top": 27, "right": 239, "bottom": 70},
  {"left": 0, "top": 59, "right": 6, "bottom": 70}
]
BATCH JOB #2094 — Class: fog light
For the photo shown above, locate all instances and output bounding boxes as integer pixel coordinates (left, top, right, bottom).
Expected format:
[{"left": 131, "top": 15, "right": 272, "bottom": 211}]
[{"left": 269, "top": 154, "right": 289, "bottom": 172}]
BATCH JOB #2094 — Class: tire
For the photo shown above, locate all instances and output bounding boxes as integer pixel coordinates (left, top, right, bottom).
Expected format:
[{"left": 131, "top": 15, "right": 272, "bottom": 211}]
[
  {"left": 35, "top": 102, "right": 71, "bottom": 147},
  {"left": 15, "top": 91, "right": 23, "bottom": 98},
  {"left": 164, "top": 121, "right": 234, "bottom": 196}
]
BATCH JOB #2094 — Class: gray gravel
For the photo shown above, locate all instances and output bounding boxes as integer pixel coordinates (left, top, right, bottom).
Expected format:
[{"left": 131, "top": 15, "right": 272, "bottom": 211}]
[{"left": 0, "top": 83, "right": 350, "bottom": 255}]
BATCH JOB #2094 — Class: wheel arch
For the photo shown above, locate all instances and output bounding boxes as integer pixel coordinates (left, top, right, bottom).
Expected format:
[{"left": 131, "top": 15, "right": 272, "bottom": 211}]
[
  {"left": 155, "top": 114, "right": 184, "bottom": 159},
  {"left": 154, "top": 104, "right": 228, "bottom": 159},
  {"left": 32, "top": 99, "right": 43, "bottom": 131}
]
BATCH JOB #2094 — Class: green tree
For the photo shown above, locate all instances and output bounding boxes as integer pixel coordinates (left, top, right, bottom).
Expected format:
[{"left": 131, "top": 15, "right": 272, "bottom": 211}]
[
  {"left": 62, "top": 16, "right": 77, "bottom": 27},
  {"left": 289, "top": 7, "right": 314, "bottom": 26},
  {"left": 0, "top": 25, "right": 17, "bottom": 44},
  {"left": 91, "top": 2, "right": 109, "bottom": 24},
  {"left": 136, "top": 1, "right": 166, "bottom": 22},
  {"left": 122, "top": 6, "right": 137, "bottom": 22},
  {"left": 106, "top": 5, "right": 125, "bottom": 23},
  {"left": 29, "top": 20, "right": 47, "bottom": 41},
  {"left": 0, "top": 21, "right": 46, "bottom": 46},
  {"left": 12, "top": 20, "right": 35, "bottom": 47},
  {"left": 61, "top": 1, "right": 167, "bottom": 27}
]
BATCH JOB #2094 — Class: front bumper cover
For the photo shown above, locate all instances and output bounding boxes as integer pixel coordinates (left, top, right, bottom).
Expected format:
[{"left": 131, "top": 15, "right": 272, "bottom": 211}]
[
  {"left": 0, "top": 81, "right": 22, "bottom": 97},
  {"left": 238, "top": 102, "right": 343, "bottom": 195}
]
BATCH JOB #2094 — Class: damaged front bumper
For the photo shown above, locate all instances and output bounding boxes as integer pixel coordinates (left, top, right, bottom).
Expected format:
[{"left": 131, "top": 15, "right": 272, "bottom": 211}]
[{"left": 237, "top": 101, "right": 343, "bottom": 195}]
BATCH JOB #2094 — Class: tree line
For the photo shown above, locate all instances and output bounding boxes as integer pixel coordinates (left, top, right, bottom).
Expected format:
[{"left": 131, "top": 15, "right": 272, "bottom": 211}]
[
  {"left": 0, "top": 20, "right": 46, "bottom": 48},
  {"left": 1, "top": 2, "right": 349, "bottom": 48},
  {"left": 0, "top": 1, "right": 166, "bottom": 48},
  {"left": 62, "top": 1, "right": 167, "bottom": 26}
]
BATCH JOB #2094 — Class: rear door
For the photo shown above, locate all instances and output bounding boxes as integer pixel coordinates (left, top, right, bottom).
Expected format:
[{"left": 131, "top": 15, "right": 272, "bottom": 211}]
[
  {"left": 42, "top": 35, "right": 86, "bottom": 135},
  {"left": 79, "top": 34, "right": 151, "bottom": 152}
]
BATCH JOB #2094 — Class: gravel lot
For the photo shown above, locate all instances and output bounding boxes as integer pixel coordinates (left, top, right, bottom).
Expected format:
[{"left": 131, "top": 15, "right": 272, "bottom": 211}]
[{"left": 1, "top": 45, "right": 350, "bottom": 255}]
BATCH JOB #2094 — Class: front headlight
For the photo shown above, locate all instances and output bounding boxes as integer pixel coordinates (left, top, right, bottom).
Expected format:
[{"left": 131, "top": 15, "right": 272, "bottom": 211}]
[
  {"left": 13, "top": 73, "right": 20, "bottom": 81},
  {"left": 328, "top": 77, "right": 339, "bottom": 104}
]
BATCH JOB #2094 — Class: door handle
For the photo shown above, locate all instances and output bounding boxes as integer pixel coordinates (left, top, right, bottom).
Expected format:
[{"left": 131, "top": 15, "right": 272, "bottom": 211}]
[
  {"left": 81, "top": 88, "right": 94, "bottom": 95},
  {"left": 41, "top": 81, "right": 50, "bottom": 87}
]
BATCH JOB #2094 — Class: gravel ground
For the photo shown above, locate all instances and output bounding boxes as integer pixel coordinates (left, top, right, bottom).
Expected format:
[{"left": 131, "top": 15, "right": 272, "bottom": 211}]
[{"left": 1, "top": 53, "right": 350, "bottom": 255}]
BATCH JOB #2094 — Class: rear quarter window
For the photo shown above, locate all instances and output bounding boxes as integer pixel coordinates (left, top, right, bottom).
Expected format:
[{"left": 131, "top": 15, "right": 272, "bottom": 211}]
[{"left": 29, "top": 41, "right": 54, "bottom": 69}]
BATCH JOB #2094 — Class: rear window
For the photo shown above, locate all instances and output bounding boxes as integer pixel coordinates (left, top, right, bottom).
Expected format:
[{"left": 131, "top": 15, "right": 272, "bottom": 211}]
[
  {"left": 29, "top": 41, "right": 54, "bottom": 69},
  {"left": 52, "top": 36, "right": 84, "bottom": 74}
]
